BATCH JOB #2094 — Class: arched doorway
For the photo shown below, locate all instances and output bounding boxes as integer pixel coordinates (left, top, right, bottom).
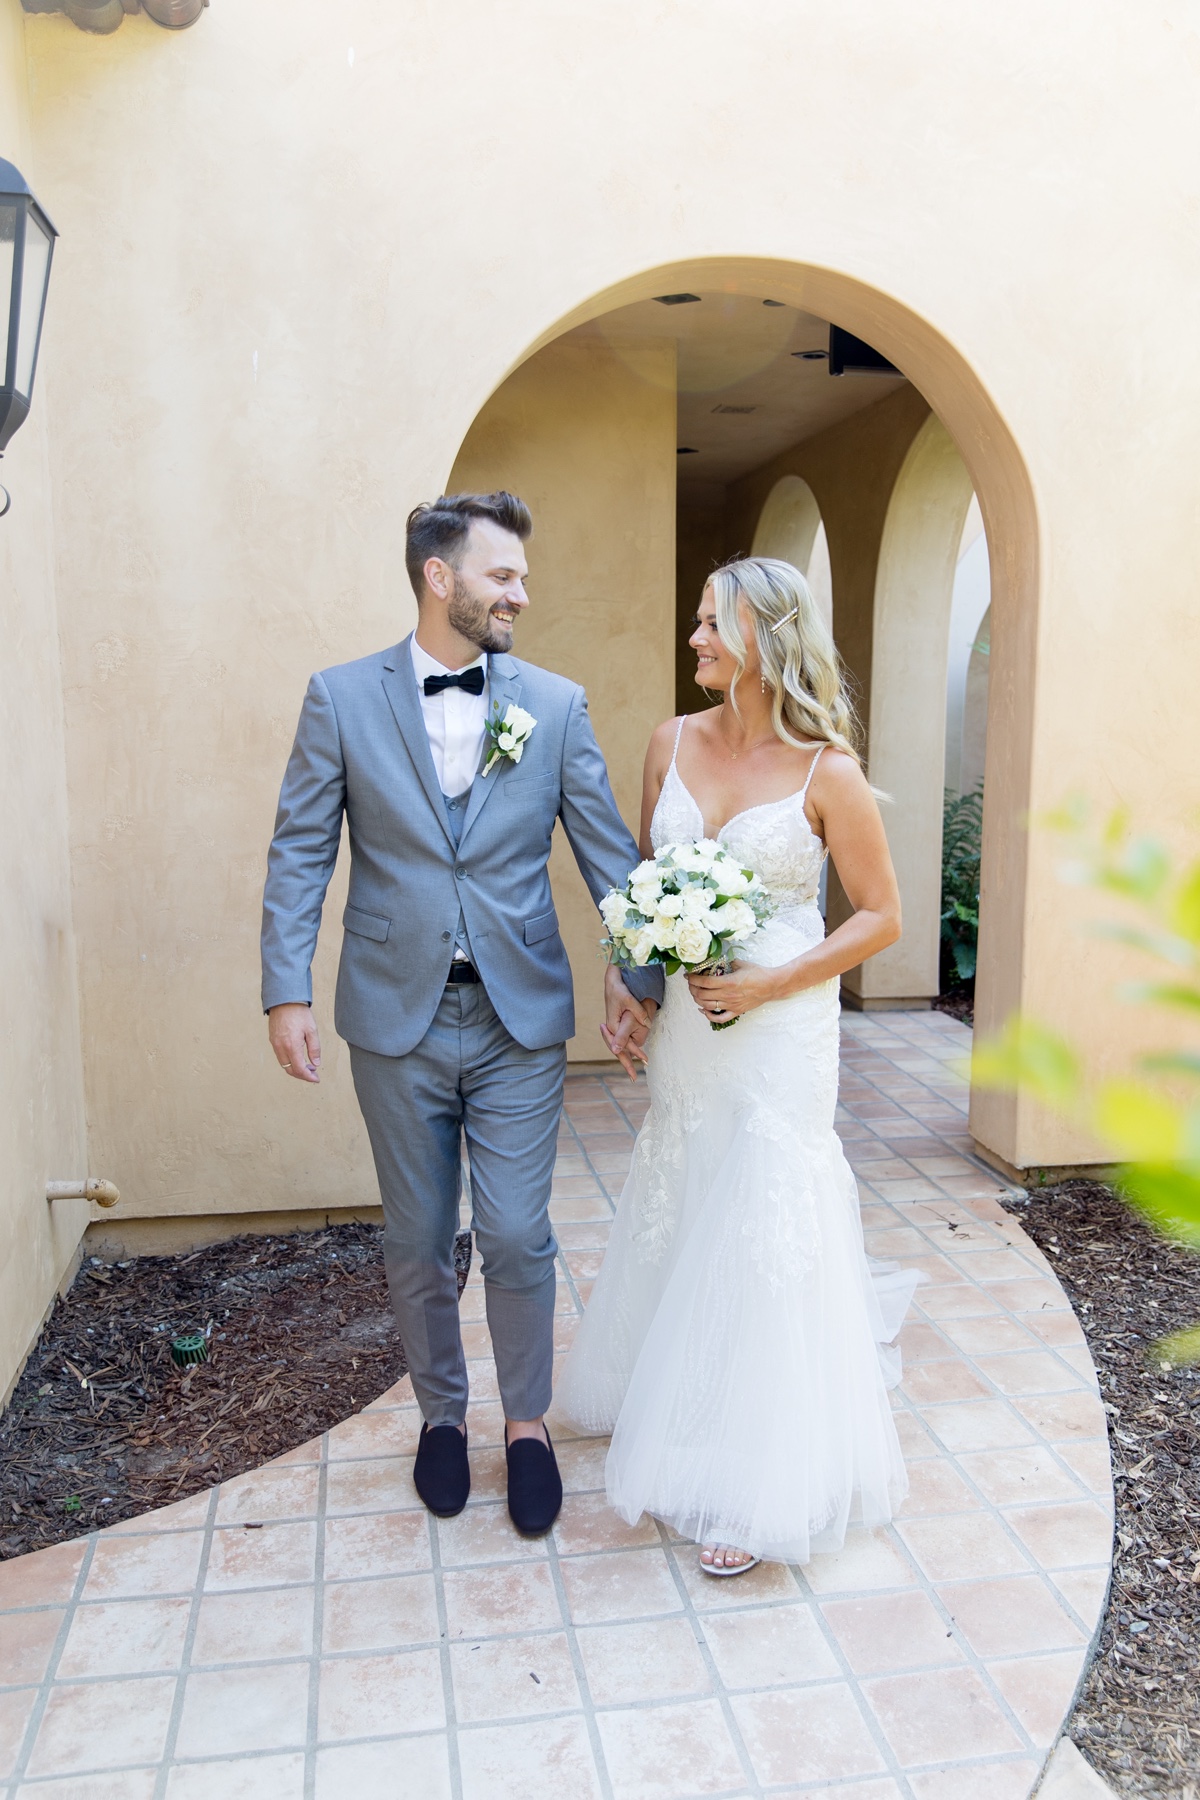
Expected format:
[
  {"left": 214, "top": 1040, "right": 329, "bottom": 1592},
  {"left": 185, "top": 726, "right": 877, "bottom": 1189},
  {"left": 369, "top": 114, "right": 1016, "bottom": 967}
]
[
  {"left": 750, "top": 475, "right": 833, "bottom": 631},
  {"left": 847, "top": 414, "right": 975, "bottom": 1007},
  {"left": 441, "top": 259, "right": 1037, "bottom": 1165}
]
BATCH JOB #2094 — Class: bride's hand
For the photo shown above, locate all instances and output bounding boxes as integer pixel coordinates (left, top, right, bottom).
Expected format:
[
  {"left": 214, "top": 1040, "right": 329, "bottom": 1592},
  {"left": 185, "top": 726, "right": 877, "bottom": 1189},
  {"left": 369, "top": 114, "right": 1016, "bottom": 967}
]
[{"left": 686, "top": 961, "right": 779, "bottom": 1022}]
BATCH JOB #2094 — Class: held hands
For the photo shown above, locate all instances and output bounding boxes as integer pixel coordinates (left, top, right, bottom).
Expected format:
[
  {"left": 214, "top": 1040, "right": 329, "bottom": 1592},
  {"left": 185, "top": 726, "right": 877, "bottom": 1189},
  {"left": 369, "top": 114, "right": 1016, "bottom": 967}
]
[
  {"left": 601, "top": 965, "right": 658, "bottom": 1081},
  {"left": 268, "top": 1003, "right": 322, "bottom": 1083},
  {"left": 686, "top": 960, "right": 780, "bottom": 1024}
]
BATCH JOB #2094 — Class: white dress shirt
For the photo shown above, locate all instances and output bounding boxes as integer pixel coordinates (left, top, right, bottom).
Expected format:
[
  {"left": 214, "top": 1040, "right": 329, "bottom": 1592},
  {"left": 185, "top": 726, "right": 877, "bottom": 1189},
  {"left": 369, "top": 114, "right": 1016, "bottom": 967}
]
[{"left": 409, "top": 638, "right": 489, "bottom": 798}]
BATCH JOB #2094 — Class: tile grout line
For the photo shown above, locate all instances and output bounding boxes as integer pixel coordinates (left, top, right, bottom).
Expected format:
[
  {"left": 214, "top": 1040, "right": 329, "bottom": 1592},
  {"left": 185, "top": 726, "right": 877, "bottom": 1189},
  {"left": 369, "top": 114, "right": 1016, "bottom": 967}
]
[
  {"left": 896, "top": 1211, "right": 1114, "bottom": 1607},
  {"left": 794, "top": 1549, "right": 919, "bottom": 1800},
  {"left": 890, "top": 1389, "right": 1111, "bottom": 1632},
  {"left": 543, "top": 1524, "right": 615, "bottom": 1800},
  {"left": 560, "top": 1104, "right": 622, "bottom": 1215},
  {"left": 302, "top": 1430, "right": 330, "bottom": 1800},
  {"left": 7, "top": 1532, "right": 96, "bottom": 1793},
  {"left": 655, "top": 1521, "right": 764, "bottom": 1798},
  {"left": 428, "top": 1510, "right": 464, "bottom": 1800},
  {"left": 151, "top": 1479, "right": 220, "bottom": 1800}
]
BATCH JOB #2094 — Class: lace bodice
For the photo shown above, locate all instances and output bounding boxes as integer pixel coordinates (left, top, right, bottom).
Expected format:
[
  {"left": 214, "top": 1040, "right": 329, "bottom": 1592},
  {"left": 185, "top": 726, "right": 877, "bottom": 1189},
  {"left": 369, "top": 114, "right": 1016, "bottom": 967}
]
[{"left": 649, "top": 720, "right": 827, "bottom": 913}]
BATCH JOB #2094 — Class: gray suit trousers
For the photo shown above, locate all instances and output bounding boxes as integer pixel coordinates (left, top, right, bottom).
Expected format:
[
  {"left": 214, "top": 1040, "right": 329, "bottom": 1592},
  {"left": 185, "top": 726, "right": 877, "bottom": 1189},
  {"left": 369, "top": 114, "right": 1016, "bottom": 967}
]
[{"left": 350, "top": 982, "right": 565, "bottom": 1426}]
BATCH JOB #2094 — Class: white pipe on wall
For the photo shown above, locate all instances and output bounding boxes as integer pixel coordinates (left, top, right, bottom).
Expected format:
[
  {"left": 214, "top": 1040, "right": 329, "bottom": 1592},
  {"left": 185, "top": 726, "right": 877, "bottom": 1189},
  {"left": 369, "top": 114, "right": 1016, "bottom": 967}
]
[{"left": 46, "top": 1179, "right": 120, "bottom": 1208}]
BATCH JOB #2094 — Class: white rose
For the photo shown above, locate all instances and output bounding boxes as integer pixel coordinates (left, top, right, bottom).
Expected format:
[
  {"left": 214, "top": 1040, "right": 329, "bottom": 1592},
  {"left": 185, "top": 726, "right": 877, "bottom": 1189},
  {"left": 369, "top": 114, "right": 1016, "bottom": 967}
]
[
  {"left": 713, "top": 862, "right": 752, "bottom": 897},
  {"left": 504, "top": 705, "right": 536, "bottom": 738},
  {"left": 680, "top": 886, "right": 717, "bottom": 920},
  {"left": 631, "top": 859, "right": 659, "bottom": 884},
  {"left": 509, "top": 741, "right": 524, "bottom": 763},
  {"left": 674, "top": 918, "right": 713, "bottom": 964},
  {"left": 630, "top": 880, "right": 662, "bottom": 916},
  {"left": 649, "top": 915, "right": 678, "bottom": 951},
  {"left": 600, "top": 892, "right": 629, "bottom": 933},
  {"left": 629, "top": 925, "right": 657, "bottom": 966},
  {"left": 656, "top": 892, "right": 683, "bottom": 918},
  {"left": 717, "top": 898, "right": 756, "bottom": 940},
  {"left": 497, "top": 732, "right": 516, "bottom": 752}
]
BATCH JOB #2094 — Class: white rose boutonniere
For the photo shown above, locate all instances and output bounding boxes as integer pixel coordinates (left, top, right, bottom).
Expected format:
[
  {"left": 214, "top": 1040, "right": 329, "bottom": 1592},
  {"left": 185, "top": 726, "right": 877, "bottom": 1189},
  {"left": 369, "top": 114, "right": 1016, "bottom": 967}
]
[{"left": 481, "top": 702, "right": 537, "bottom": 776}]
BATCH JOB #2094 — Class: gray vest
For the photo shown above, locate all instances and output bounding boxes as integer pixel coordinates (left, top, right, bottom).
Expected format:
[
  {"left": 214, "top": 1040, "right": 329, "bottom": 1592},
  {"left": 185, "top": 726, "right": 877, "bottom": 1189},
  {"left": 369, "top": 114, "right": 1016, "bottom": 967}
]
[{"left": 444, "top": 790, "right": 474, "bottom": 963}]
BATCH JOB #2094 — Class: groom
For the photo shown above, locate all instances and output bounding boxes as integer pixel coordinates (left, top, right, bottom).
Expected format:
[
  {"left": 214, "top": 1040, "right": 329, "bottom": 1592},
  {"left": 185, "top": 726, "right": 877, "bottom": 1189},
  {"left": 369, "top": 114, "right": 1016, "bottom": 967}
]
[{"left": 261, "top": 491, "right": 660, "bottom": 1534}]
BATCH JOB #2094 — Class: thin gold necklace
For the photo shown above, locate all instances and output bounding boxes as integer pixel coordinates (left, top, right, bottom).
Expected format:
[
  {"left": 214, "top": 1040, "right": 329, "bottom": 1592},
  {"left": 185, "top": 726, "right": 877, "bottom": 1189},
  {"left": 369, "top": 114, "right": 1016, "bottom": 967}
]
[{"left": 720, "top": 717, "right": 776, "bottom": 762}]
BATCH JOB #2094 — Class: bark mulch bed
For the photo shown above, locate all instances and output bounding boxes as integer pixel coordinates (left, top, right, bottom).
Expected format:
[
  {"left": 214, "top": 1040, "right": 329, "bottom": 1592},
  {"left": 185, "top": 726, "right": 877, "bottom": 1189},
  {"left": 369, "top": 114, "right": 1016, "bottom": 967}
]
[
  {"left": 1002, "top": 1180, "right": 1200, "bottom": 1798},
  {"left": 0, "top": 1223, "right": 469, "bottom": 1562},
  {"left": 932, "top": 984, "right": 974, "bottom": 1027}
]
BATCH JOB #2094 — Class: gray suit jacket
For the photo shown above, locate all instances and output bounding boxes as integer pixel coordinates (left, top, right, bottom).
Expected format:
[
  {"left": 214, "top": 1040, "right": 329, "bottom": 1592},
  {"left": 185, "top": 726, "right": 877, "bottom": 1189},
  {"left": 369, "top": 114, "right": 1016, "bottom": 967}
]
[{"left": 261, "top": 635, "right": 662, "bottom": 1056}]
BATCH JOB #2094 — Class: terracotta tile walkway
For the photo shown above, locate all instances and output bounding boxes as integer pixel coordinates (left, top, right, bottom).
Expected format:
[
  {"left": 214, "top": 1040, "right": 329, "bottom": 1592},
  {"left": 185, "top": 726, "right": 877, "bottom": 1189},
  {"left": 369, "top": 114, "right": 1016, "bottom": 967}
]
[{"left": 0, "top": 1010, "right": 1113, "bottom": 1799}]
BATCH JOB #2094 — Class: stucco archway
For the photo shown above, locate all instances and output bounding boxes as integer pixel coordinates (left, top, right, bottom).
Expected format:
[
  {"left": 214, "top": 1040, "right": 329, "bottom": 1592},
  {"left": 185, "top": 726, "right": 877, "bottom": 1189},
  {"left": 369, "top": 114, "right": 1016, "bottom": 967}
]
[
  {"left": 750, "top": 474, "right": 833, "bottom": 632},
  {"left": 842, "top": 414, "right": 975, "bottom": 1007},
  {"left": 444, "top": 257, "right": 1039, "bottom": 1169}
]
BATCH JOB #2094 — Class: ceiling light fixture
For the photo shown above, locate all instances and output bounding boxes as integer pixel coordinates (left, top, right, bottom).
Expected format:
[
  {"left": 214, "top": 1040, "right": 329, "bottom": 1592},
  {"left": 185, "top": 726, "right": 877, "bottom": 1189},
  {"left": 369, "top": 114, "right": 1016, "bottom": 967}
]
[
  {"left": 828, "top": 325, "right": 900, "bottom": 377},
  {"left": 792, "top": 349, "right": 828, "bottom": 361},
  {"left": 676, "top": 446, "right": 699, "bottom": 454},
  {"left": 654, "top": 293, "right": 701, "bottom": 305}
]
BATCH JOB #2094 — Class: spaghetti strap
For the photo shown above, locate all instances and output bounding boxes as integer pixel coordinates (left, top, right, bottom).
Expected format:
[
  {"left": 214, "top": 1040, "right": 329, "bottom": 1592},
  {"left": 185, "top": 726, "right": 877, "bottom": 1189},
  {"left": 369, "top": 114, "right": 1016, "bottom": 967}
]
[
  {"left": 799, "top": 743, "right": 825, "bottom": 804},
  {"left": 669, "top": 714, "right": 687, "bottom": 770}
]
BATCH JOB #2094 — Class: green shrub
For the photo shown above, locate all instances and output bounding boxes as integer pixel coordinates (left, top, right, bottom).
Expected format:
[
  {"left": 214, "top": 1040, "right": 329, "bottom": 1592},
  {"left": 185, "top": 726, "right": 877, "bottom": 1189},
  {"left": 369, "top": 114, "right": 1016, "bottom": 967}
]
[{"left": 941, "top": 784, "right": 983, "bottom": 983}]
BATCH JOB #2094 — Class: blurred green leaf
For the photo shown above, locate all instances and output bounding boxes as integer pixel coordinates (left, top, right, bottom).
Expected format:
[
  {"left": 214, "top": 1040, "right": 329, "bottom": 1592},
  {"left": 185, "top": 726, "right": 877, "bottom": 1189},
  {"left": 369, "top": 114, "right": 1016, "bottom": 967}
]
[
  {"left": 1169, "top": 865, "right": 1200, "bottom": 945},
  {"left": 1156, "top": 1324, "right": 1200, "bottom": 1368},
  {"left": 1101, "top": 807, "right": 1130, "bottom": 851},
  {"left": 1090, "top": 922, "right": 1195, "bottom": 967},
  {"left": 1120, "top": 981, "right": 1200, "bottom": 1016},
  {"left": 1095, "top": 837, "right": 1171, "bottom": 903},
  {"left": 972, "top": 1019, "right": 1079, "bottom": 1108},
  {"left": 1114, "top": 1165, "right": 1200, "bottom": 1248},
  {"left": 1039, "top": 796, "right": 1091, "bottom": 834},
  {"left": 1094, "top": 1082, "right": 1183, "bottom": 1160},
  {"left": 1140, "top": 1051, "right": 1200, "bottom": 1081}
]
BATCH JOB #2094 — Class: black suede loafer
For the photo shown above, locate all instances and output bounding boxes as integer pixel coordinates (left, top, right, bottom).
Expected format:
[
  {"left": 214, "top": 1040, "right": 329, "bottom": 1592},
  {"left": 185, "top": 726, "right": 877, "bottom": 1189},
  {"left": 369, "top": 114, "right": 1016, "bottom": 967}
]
[
  {"left": 413, "top": 1422, "right": 470, "bottom": 1517},
  {"left": 506, "top": 1425, "right": 563, "bottom": 1536}
]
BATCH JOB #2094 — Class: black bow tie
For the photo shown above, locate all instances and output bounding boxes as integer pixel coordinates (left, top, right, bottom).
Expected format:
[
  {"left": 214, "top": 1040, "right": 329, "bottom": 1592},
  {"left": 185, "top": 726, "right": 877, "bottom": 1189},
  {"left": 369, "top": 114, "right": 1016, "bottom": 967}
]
[{"left": 423, "top": 666, "right": 485, "bottom": 697}]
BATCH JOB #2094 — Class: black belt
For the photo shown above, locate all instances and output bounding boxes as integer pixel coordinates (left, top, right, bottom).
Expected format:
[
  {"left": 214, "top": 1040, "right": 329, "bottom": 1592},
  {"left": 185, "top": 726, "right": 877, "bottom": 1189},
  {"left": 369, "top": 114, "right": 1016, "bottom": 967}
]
[{"left": 446, "top": 962, "right": 481, "bottom": 985}]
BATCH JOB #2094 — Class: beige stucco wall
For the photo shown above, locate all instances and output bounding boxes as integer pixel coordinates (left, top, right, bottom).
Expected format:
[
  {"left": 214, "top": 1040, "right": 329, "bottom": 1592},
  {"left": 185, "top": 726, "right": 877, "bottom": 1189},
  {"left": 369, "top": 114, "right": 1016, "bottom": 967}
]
[
  {"left": 0, "top": 0, "right": 1192, "bottom": 1391},
  {"left": 448, "top": 335, "right": 676, "bottom": 1058},
  {"left": 0, "top": 0, "right": 88, "bottom": 1400}
]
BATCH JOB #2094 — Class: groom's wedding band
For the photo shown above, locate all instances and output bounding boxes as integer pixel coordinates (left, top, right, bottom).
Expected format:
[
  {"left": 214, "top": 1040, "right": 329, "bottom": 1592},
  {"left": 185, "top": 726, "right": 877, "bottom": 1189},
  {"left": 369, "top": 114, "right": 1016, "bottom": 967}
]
[{"left": 282, "top": 1061, "right": 292, "bottom": 1069}]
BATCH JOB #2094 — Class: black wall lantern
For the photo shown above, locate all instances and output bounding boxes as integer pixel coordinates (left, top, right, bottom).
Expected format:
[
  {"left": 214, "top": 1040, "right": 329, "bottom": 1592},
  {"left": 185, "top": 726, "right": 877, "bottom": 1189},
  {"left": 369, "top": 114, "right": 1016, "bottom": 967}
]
[{"left": 0, "top": 157, "right": 57, "bottom": 482}]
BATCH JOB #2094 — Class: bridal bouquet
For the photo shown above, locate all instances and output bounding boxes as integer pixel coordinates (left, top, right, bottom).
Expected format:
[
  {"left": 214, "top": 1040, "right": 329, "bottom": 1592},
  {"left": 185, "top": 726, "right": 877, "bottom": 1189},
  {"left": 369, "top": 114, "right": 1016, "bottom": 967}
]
[{"left": 600, "top": 840, "right": 774, "bottom": 1027}]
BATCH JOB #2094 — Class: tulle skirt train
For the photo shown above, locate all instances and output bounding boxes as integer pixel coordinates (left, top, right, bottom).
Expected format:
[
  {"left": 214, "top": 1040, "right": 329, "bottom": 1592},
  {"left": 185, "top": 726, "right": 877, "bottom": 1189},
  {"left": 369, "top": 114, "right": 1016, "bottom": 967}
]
[{"left": 554, "top": 924, "right": 918, "bottom": 1564}]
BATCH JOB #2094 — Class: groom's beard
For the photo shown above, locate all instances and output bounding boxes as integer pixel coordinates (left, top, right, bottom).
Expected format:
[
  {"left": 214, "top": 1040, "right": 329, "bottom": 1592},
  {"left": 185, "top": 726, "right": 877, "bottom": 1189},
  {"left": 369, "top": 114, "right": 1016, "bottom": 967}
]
[{"left": 447, "top": 572, "right": 516, "bottom": 655}]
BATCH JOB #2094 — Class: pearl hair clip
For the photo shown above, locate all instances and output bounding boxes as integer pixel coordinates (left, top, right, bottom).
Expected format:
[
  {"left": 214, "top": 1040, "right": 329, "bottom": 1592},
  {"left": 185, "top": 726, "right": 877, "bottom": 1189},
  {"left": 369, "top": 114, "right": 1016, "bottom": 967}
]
[{"left": 768, "top": 607, "right": 799, "bottom": 634}]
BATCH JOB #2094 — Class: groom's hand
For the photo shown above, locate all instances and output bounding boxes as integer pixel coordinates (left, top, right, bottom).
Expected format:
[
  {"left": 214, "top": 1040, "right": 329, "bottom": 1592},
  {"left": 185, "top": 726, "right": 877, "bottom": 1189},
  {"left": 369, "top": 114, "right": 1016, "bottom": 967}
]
[
  {"left": 269, "top": 1003, "right": 322, "bottom": 1083},
  {"left": 602, "top": 967, "right": 658, "bottom": 1081}
]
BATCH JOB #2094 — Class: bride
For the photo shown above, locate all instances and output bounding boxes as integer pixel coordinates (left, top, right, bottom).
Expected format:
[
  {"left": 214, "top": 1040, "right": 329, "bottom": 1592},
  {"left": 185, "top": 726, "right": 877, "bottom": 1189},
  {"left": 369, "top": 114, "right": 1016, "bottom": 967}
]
[{"left": 555, "top": 556, "right": 918, "bottom": 1575}]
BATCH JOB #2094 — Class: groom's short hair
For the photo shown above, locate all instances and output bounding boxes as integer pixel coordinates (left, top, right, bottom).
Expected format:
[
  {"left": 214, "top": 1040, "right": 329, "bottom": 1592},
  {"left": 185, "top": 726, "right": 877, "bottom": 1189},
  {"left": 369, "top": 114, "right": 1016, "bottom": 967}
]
[{"left": 405, "top": 491, "right": 533, "bottom": 599}]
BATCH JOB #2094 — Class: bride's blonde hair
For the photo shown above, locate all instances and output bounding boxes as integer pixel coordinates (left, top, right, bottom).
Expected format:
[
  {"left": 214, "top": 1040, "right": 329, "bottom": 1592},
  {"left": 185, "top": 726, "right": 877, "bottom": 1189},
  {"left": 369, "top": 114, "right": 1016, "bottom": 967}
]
[{"left": 706, "top": 556, "right": 862, "bottom": 762}]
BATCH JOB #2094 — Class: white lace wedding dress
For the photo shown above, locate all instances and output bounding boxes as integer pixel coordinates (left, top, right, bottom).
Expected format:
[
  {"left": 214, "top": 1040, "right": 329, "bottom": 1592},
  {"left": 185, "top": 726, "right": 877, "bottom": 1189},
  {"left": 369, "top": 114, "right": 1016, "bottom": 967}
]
[{"left": 555, "top": 720, "right": 919, "bottom": 1562}]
